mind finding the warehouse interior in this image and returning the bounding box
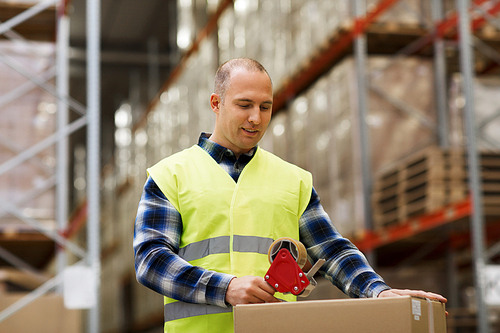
[1,0,500,332]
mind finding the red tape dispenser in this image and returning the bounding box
[265,238,325,297]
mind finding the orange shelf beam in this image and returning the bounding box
[353,199,472,252]
[62,200,87,240]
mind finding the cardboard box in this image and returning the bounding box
[0,293,81,333]
[234,296,446,333]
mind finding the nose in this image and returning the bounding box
[248,106,261,125]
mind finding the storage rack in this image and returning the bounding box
[0,1,101,333]
[2,1,499,333]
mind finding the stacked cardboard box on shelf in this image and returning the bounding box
[0,269,81,333]
[449,74,500,150]
[218,0,444,90]
[368,0,456,27]
[0,293,81,333]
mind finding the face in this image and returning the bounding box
[209,67,273,157]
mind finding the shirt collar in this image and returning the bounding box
[198,132,257,163]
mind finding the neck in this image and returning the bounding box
[207,134,253,159]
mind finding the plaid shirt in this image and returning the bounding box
[133,133,390,308]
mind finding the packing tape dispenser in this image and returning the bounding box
[264,237,325,297]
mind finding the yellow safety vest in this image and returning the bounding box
[148,145,313,333]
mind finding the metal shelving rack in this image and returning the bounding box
[10,0,494,331]
[0,1,101,333]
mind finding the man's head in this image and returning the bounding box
[214,58,272,104]
[209,58,273,157]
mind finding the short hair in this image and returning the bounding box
[214,58,272,103]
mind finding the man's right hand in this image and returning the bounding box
[225,276,281,306]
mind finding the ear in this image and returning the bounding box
[210,93,221,114]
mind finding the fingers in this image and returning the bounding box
[379,289,447,303]
[225,276,281,306]
[247,279,279,303]
[401,289,447,303]
[260,277,280,294]
[422,291,447,303]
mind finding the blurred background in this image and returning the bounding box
[1,0,500,332]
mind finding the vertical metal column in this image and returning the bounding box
[130,69,141,122]
[86,0,101,332]
[446,241,460,309]
[353,0,373,232]
[455,0,489,332]
[148,36,160,101]
[55,0,69,293]
[431,0,449,148]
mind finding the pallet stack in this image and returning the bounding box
[372,146,500,229]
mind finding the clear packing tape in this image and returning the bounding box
[412,297,441,332]
[427,298,435,333]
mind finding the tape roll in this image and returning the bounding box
[268,237,307,269]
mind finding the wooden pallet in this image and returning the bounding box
[372,147,500,229]
[373,148,464,192]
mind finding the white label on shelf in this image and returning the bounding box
[484,265,500,306]
[63,265,97,309]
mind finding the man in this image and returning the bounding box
[134,58,446,332]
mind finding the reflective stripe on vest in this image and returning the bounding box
[164,298,288,323]
[164,302,233,322]
[178,235,274,261]
[233,235,273,255]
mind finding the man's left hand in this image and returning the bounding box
[378,289,447,304]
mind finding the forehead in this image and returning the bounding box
[226,68,273,98]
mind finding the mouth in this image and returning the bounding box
[242,128,259,134]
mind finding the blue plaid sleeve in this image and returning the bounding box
[299,188,391,298]
[133,176,235,308]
